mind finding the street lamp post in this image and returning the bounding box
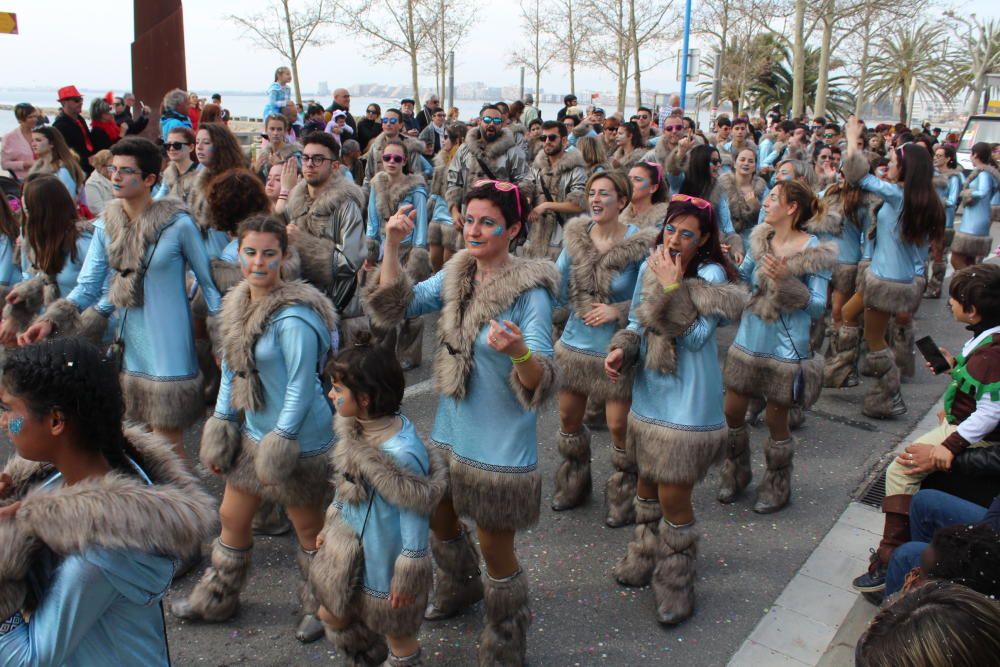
[679,0,692,110]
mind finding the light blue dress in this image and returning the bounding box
[213,304,334,456]
[960,170,998,238]
[55,166,78,202]
[0,235,20,291]
[0,469,174,667]
[856,174,926,283]
[818,186,870,265]
[366,183,429,251]
[334,417,430,598]
[262,82,292,119]
[935,171,963,231]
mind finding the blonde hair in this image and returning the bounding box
[585,170,632,211]
[89,149,113,170]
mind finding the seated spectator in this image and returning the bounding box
[84,149,114,216]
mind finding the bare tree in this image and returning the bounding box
[420,0,476,99]
[806,0,867,118]
[582,0,631,112]
[628,0,680,108]
[231,0,335,106]
[791,0,806,117]
[546,0,591,97]
[512,0,558,105]
[335,0,428,105]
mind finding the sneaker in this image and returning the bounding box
[852,550,887,592]
[890,391,907,417]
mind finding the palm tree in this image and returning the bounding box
[863,22,951,124]
[745,43,855,119]
[697,32,784,115]
[944,14,1000,115]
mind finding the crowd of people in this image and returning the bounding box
[0,75,998,667]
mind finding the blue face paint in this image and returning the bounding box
[238,254,250,269]
[492,224,505,237]
[8,416,23,435]
[335,398,345,407]
[266,258,280,271]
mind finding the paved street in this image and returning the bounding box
[0,272,980,666]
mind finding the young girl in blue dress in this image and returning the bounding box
[953,142,999,270]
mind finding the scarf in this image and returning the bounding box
[92,119,121,143]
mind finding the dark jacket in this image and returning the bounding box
[356,119,382,153]
[53,112,94,174]
[417,106,437,131]
[326,102,357,134]
[114,108,149,136]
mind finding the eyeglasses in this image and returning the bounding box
[302,154,333,166]
[164,142,189,151]
[480,116,503,125]
[472,179,522,221]
[664,124,683,132]
[541,133,561,143]
[106,166,141,176]
[381,117,399,125]
[671,193,712,209]
[381,153,406,164]
[366,109,378,115]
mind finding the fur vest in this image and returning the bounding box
[746,223,838,321]
[430,148,455,198]
[613,146,648,172]
[562,216,656,320]
[185,167,215,234]
[104,196,186,309]
[284,175,365,238]
[612,266,747,375]
[218,279,337,412]
[718,173,767,233]
[620,201,669,230]
[465,126,517,163]
[0,428,215,619]
[932,166,962,192]
[370,171,427,227]
[161,162,201,205]
[961,165,1000,205]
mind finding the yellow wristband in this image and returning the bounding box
[662,282,681,295]
[510,349,533,364]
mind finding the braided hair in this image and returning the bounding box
[2,337,143,476]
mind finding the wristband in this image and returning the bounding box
[662,282,681,295]
[510,349,533,364]
[279,189,290,196]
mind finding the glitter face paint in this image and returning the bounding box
[8,416,23,435]
[491,224,505,237]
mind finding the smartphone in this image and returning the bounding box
[916,336,951,374]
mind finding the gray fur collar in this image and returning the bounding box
[186,167,215,233]
[966,165,1000,189]
[718,173,766,232]
[369,133,425,159]
[933,167,961,189]
[531,146,585,174]
[654,138,678,162]
[615,146,647,165]
[103,196,186,309]
[285,176,365,236]
[331,415,447,514]
[748,223,838,277]
[563,216,655,318]
[261,141,302,161]
[620,201,669,229]
[219,279,337,412]
[0,428,215,585]
[465,126,516,160]
[370,172,427,226]
[162,162,201,203]
[431,149,454,196]
[434,250,559,399]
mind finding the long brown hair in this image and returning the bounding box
[825,180,865,229]
[655,197,740,282]
[897,144,944,244]
[197,122,247,176]
[0,193,17,245]
[773,180,822,231]
[21,174,81,276]
[31,126,86,189]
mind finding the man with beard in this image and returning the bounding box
[643,114,685,193]
[446,104,531,231]
[362,108,428,187]
[524,121,587,259]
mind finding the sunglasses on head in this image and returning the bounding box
[671,193,712,209]
[164,142,189,151]
[381,117,399,124]
[480,116,503,125]
[381,153,406,164]
[541,133,561,143]
[472,179,522,221]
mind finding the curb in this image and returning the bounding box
[727,401,943,666]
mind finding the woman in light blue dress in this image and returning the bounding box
[172,215,337,644]
[0,337,215,667]
[925,144,963,297]
[721,180,837,514]
[605,195,746,626]
[667,143,740,262]
[953,142,999,269]
[366,181,558,666]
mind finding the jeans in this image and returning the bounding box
[884,489,987,595]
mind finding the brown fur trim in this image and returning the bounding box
[77,307,110,345]
[562,216,656,319]
[433,251,559,400]
[293,234,338,292]
[39,297,81,336]
[530,144,586,175]
[620,201,670,229]
[103,197,186,308]
[449,457,541,532]
[856,260,871,292]
[2,277,46,330]
[805,207,843,236]
[465,126,516,161]
[951,231,993,259]
[609,329,641,372]
[284,176,365,236]
[255,431,300,486]
[199,415,242,474]
[830,263,858,294]
[718,173,766,233]
[747,224,837,321]
[370,172,427,227]
[218,280,337,412]
[613,147,648,172]
[862,272,922,313]
[360,580,430,639]
[161,161,202,204]
[431,149,453,197]
[555,341,632,402]
[404,245,434,283]
[210,258,244,295]
[508,351,559,410]
[224,433,332,506]
[663,145,687,175]
[310,510,362,619]
[362,269,414,332]
[628,414,726,485]
[186,168,213,232]
[121,371,205,430]
[841,151,870,184]
[332,416,448,514]
[0,520,34,619]
[724,346,824,408]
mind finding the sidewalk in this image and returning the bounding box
[727,402,943,666]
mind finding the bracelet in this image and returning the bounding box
[510,349,533,364]
[277,193,288,201]
[279,189,290,196]
[662,282,681,295]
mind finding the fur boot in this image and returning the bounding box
[652,520,698,626]
[891,321,915,379]
[613,496,662,586]
[788,406,806,431]
[171,539,252,622]
[551,428,592,511]
[325,622,389,667]
[923,261,946,299]
[385,648,425,666]
[478,570,532,667]
[752,438,795,514]
[296,547,325,643]
[717,424,752,504]
[824,325,861,388]
[860,341,876,377]
[252,499,292,536]
[425,525,484,621]
[863,348,906,419]
[583,396,608,431]
[605,445,637,528]
[745,396,766,426]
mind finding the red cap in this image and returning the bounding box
[57,85,82,101]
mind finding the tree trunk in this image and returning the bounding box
[813,11,833,118]
[282,0,303,106]
[567,3,576,96]
[898,82,909,124]
[629,0,641,109]
[905,77,916,126]
[536,71,541,104]
[968,71,985,116]
[854,16,873,117]
[791,0,806,118]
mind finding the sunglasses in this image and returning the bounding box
[480,117,503,125]
[381,153,406,164]
[164,142,189,151]
[366,109,378,114]
[637,114,650,119]
[381,117,399,124]
[818,154,833,161]
[664,124,683,132]
[709,158,721,166]
[671,193,712,209]
[472,179,522,221]
[541,133,561,143]
[823,133,835,138]
[62,97,83,103]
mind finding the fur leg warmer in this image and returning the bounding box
[478,570,531,667]
[752,438,795,514]
[891,320,915,379]
[652,521,698,626]
[251,499,292,537]
[788,405,806,431]
[325,622,389,667]
[923,262,946,299]
[613,496,662,587]
[863,348,905,419]
[551,428,592,512]
[824,325,861,388]
[295,547,325,643]
[425,525,484,621]
[605,445,637,528]
[717,424,752,504]
[170,539,252,622]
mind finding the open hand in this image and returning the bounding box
[487,319,526,357]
